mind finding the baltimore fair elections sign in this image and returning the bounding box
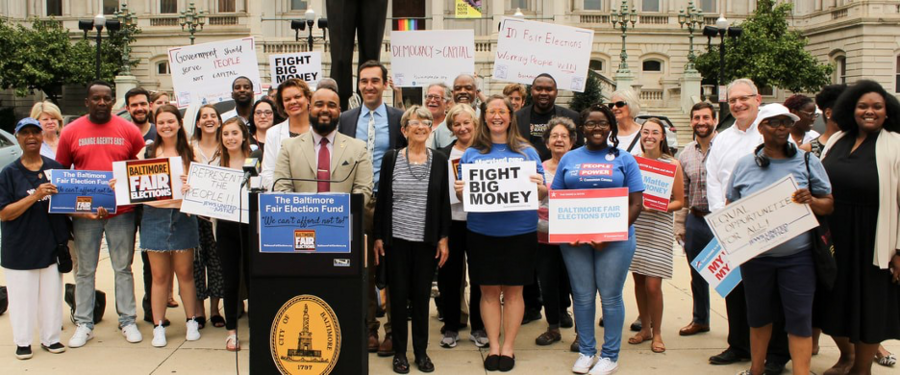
[112,157,184,205]
[47,170,116,214]
[390,30,475,87]
[268,52,323,88]
[258,193,351,254]
[168,37,262,107]
[494,17,594,92]
[548,188,629,243]
[462,161,538,212]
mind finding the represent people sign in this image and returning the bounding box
[493,17,594,92]
[47,170,116,214]
[390,30,475,87]
[258,193,351,254]
[112,157,185,205]
[691,238,742,298]
[180,163,249,223]
[268,52,322,88]
[636,156,677,212]
[705,175,819,266]
[168,37,262,107]
[548,188,629,243]
[461,161,538,212]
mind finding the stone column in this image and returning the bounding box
[681,70,702,113]
[113,75,139,110]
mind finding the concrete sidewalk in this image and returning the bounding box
[0,245,896,374]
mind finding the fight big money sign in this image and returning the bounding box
[112,157,184,205]
[494,17,594,92]
[168,37,262,107]
[268,52,322,88]
[462,161,538,212]
[705,175,819,266]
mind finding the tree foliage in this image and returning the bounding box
[695,0,832,93]
[569,71,605,113]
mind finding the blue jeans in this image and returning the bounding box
[684,213,712,325]
[561,235,636,361]
[73,212,137,329]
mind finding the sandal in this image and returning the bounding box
[651,338,666,353]
[167,297,179,308]
[225,334,240,351]
[875,352,896,367]
[627,333,652,345]
[210,315,226,328]
[194,316,206,329]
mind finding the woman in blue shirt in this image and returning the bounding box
[552,104,644,375]
[454,95,547,372]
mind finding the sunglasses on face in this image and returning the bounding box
[607,101,627,109]
[762,118,796,128]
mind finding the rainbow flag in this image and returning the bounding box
[396,18,419,31]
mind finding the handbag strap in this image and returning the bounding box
[626,132,641,152]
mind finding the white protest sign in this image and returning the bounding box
[390,30,475,87]
[549,188,629,243]
[268,52,322,88]
[462,161,538,212]
[112,157,184,205]
[180,164,249,223]
[494,17,594,92]
[168,37,262,108]
[705,175,819,266]
[636,156,678,212]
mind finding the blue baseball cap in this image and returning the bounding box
[14,117,42,134]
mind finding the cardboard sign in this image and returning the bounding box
[168,37,262,107]
[390,30,475,87]
[180,163,249,223]
[112,157,184,205]
[494,17,594,92]
[258,193,351,253]
[268,52,322,88]
[47,170,117,214]
[636,156,678,212]
[455,0,483,18]
[462,161,539,212]
[706,175,819,266]
[549,188,629,243]
[691,238,742,297]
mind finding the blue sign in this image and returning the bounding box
[258,193,351,253]
[47,170,117,214]
[690,238,742,298]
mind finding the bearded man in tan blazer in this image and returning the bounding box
[273,87,373,204]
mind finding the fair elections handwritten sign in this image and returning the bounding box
[494,17,594,92]
[548,188,629,243]
[636,157,677,212]
[705,175,819,266]
[268,52,322,88]
[168,37,262,107]
[390,30,475,87]
[691,238,741,297]
[462,161,538,212]
[180,164,249,223]
[113,157,184,205]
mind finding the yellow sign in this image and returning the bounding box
[271,295,342,375]
[455,0,482,18]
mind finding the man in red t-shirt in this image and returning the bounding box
[56,81,146,348]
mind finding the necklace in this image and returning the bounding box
[405,148,431,181]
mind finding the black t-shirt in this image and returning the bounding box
[143,123,157,144]
[526,108,555,160]
[0,157,70,270]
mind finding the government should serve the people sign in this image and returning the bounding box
[390,30,475,87]
[705,175,819,266]
[635,156,677,212]
[548,187,629,243]
[462,161,538,212]
[112,157,184,205]
[493,17,594,92]
[168,37,262,107]
[180,163,248,223]
[268,52,322,88]
[47,170,116,214]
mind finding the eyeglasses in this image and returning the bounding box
[583,121,611,130]
[254,110,274,117]
[727,94,756,105]
[799,110,820,119]
[762,118,796,128]
[405,120,432,128]
[606,101,627,109]
[487,110,510,116]
[425,94,445,102]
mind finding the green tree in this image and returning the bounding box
[695,0,832,93]
[569,71,605,113]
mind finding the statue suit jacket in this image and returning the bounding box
[272,130,373,205]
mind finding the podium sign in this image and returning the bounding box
[258,193,351,254]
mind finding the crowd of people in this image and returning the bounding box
[0,62,898,375]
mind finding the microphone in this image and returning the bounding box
[240,157,260,188]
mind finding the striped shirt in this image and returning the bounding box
[391,151,432,242]
[678,136,715,212]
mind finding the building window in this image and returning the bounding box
[510,0,529,10]
[584,0,603,10]
[47,0,62,16]
[291,0,308,10]
[590,59,604,72]
[218,0,236,13]
[835,56,846,84]
[157,61,171,75]
[701,0,716,12]
[642,0,660,12]
[642,60,662,72]
[160,0,177,14]
[103,0,118,14]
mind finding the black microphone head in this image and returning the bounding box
[242,157,260,176]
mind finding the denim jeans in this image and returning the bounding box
[684,213,713,325]
[561,235,636,361]
[73,212,137,329]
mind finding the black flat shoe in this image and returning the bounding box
[709,349,750,365]
[484,354,500,371]
[498,355,515,372]
[764,360,787,375]
[415,355,435,373]
[392,355,410,374]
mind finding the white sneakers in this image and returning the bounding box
[589,357,618,375]
[68,325,94,348]
[572,354,596,374]
[152,324,167,347]
[185,319,201,341]
[121,323,143,343]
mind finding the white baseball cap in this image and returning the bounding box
[752,103,801,128]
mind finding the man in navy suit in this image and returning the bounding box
[338,60,406,357]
